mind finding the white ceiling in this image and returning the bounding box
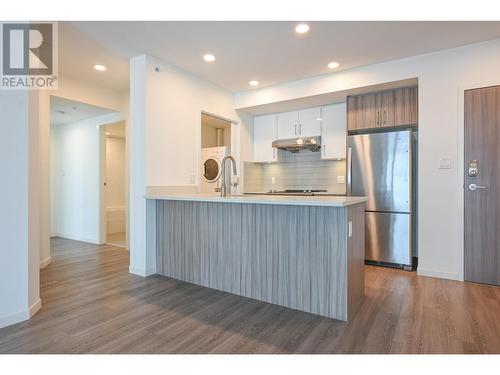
[63,21,500,92]
[51,96,116,126]
[59,23,130,91]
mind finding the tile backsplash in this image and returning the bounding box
[244,149,346,194]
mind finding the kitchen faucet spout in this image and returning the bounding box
[220,155,238,197]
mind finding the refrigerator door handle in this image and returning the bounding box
[347,146,352,196]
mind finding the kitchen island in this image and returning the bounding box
[146,193,367,321]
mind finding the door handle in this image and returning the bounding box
[346,147,352,196]
[469,183,487,191]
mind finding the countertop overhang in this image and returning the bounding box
[145,193,367,207]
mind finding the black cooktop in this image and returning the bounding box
[266,189,328,195]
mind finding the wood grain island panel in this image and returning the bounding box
[155,199,365,321]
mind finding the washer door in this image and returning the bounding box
[203,158,221,182]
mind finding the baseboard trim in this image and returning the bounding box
[129,265,156,277]
[40,256,52,269]
[29,298,42,317]
[417,268,458,281]
[55,233,100,244]
[0,298,41,329]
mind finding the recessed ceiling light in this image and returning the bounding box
[295,23,310,34]
[249,80,259,86]
[316,118,322,121]
[328,61,340,69]
[203,54,216,62]
[94,64,106,71]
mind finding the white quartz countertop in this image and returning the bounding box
[145,193,367,207]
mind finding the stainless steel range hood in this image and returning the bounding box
[272,136,321,153]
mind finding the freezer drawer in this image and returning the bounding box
[365,211,411,266]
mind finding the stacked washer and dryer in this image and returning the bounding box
[199,146,231,194]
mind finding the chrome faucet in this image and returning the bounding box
[220,155,238,197]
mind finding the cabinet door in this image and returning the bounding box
[298,107,321,137]
[380,90,395,127]
[321,103,347,160]
[394,87,418,126]
[347,96,358,131]
[358,93,380,129]
[277,111,299,139]
[253,114,278,162]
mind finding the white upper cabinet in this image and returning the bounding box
[321,103,347,160]
[252,105,341,163]
[277,107,322,139]
[277,111,299,139]
[253,114,278,162]
[298,107,322,137]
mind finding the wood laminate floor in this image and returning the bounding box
[1,237,500,354]
[106,232,126,248]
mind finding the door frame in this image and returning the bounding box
[457,80,500,282]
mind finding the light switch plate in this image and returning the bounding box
[348,221,352,237]
[271,176,276,185]
[337,175,345,184]
[438,158,452,169]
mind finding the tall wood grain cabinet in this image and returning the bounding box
[347,86,417,131]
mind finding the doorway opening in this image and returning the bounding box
[102,121,127,248]
[50,96,125,247]
[200,113,232,194]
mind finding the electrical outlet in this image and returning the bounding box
[271,176,276,185]
[189,174,196,184]
[337,175,345,184]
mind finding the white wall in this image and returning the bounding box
[129,54,253,276]
[0,90,41,328]
[51,112,121,244]
[235,38,500,281]
[144,56,246,187]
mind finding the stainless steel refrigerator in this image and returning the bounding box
[348,130,414,269]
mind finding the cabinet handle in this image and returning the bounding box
[323,144,326,157]
[376,111,380,125]
[299,123,302,134]
[273,148,276,159]
[294,124,297,135]
[383,110,387,124]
